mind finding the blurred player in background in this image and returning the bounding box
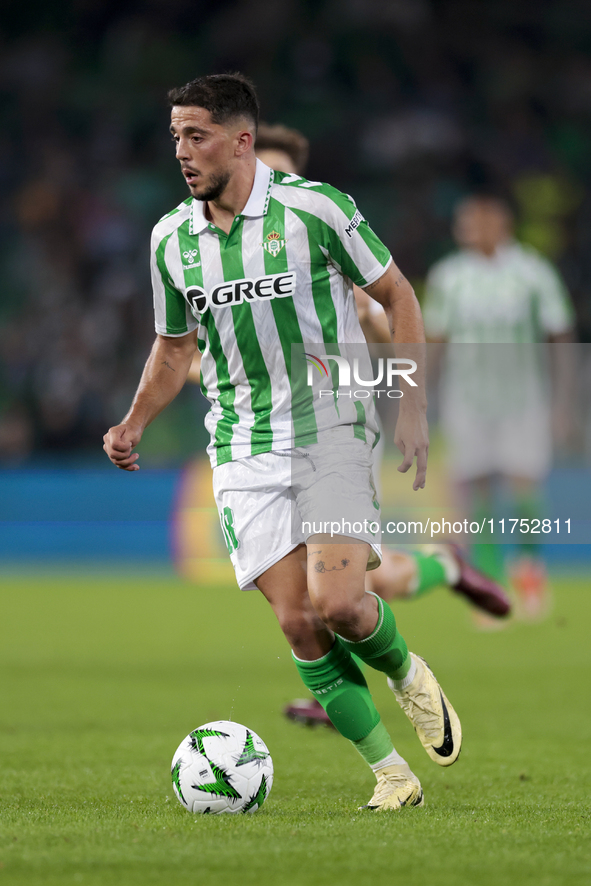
[183,124,510,725]
[423,195,575,619]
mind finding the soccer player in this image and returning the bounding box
[423,195,575,618]
[104,73,460,811]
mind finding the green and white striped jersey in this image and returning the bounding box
[151,160,391,466]
[423,242,574,343]
[423,242,574,416]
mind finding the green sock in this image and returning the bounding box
[338,594,410,681]
[292,639,382,742]
[410,552,447,597]
[352,721,397,766]
[515,492,544,557]
[352,653,365,671]
[471,497,506,583]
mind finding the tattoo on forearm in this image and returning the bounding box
[161,361,175,371]
[313,558,350,573]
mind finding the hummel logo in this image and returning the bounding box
[183,249,200,270]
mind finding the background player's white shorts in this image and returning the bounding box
[442,403,552,482]
[212,427,382,590]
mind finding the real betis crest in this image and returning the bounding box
[262,230,287,257]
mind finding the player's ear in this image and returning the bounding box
[235,128,254,157]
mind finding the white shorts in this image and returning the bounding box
[442,404,552,482]
[212,428,382,590]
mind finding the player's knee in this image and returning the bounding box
[313,595,361,635]
[274,607,319,648]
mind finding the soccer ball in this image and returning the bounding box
[171,720,274,814]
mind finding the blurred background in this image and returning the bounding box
[2,0,591,568]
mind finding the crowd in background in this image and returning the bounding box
[2,0,591,461]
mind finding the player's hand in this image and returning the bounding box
[103,423,143,471]
[393,409,429,490]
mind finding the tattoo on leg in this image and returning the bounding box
[308,550,322,558]
[161,361,175,371]
[314,558,350,573]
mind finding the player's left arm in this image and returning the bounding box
[354,284,391,344]
[363,263,428,490]
[317,188,427,486]
[186,350,203,386]
[533,255,578,444]
[364,262,424,343]
[546,322,577,447]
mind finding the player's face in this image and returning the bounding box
[453,201,512,255]
[170,106,245,202]
[255,148,297,175]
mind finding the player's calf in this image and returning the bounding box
[337,594,462,766]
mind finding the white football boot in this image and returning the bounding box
[388,652,462,766]
[360,763,424,811]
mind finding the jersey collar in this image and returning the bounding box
[189,159,273,235]
[242,159,274,218]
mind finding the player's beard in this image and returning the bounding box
[192,169,231,202]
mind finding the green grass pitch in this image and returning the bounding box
[1,569,590,886]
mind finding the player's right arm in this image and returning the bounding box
[103,330,198,471]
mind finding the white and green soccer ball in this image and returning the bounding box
[171,720,273,815]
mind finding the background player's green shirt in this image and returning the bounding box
[423,241,574,416]
[423,241,574,343]
[151,160,392,466]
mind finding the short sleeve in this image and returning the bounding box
[300,184,392,287]
[151,227,198,337]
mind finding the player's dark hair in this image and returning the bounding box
[255,123,310,175]
[168,73,259,131]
